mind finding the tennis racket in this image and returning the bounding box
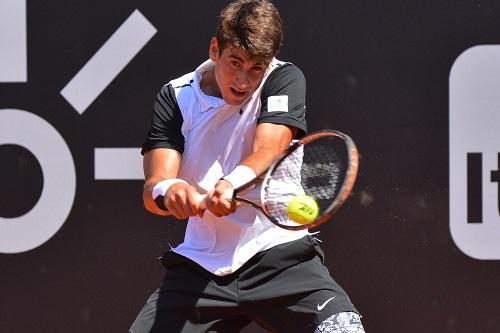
[206,130,359,230]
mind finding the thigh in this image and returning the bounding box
[129,264,247,333]
[243,256,360,332]
[129,290,251,333]
[249,289,355,332]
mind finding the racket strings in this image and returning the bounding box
[263,136,350,227]
[301,142,346,204]
[263,147,305,226]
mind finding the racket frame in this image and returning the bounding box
[254,130,359,230]
[163,130,359,231]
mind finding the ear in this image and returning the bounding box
[209,37,219,62]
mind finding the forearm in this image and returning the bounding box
[205,124,296,217]
[241,123,296,175]
[142,148,182,216]
[219,123,295,192]
[143,176,170,216]
[240,146,284,175]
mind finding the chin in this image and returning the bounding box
[225,99,241,106]
[227,93,250,106]
[223,95,243,106]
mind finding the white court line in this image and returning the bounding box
[0,0,27,82]
[94,148,143,180]
[61,10,157,114]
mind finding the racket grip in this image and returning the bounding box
[194,190,232,210]
[196,194,207,209]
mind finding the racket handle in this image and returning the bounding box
[196,194,207,209]
[194,189,232,210]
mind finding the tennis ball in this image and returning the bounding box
[287,195,319,224]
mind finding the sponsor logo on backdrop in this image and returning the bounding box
[0,4,155,253]
[449,45,500,259]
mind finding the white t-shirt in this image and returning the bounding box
[142,59,309,275]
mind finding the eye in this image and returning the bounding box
[230,60,241,68]
[251,66,264,73]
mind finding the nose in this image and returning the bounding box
[235,70,250,90]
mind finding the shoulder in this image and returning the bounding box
[268,61,305,80]
[170,71,196,90]
[262,61,306,96]
[257,60,308,136]
[162,71,199,115]
[155,71,195,103]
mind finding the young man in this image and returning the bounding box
[130,1,365,332]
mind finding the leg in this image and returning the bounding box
[314,312,365,333]
[237,236,362,332]
[129,260,250,333]
[130,289,251,333]
[246,288,361,332]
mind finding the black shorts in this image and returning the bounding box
[129,235,359,333]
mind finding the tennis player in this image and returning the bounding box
[130,1,365,332]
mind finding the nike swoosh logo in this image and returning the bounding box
[317,296,336,311]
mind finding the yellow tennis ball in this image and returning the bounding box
[287,195,319,224]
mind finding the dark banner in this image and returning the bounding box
[1,1,499,332]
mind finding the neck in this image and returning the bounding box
[200,69,222,98]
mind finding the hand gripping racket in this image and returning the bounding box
[214,130,359,230]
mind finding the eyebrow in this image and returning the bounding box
[229,54,245,62]
[228,52,266,67]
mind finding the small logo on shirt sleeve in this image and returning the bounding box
[267,95,288,112]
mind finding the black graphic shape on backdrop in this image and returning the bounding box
[492,153,500,217]
[467,153,482,223]
[0,144,43,218]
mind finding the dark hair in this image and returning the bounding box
[216,0,283,61]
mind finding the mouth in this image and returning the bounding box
[230,87,248,97]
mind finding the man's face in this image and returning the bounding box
[210,38,270,106]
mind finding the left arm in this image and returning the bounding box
[205,123,297,216]
[206,63,307,216]
[244,122,297,174]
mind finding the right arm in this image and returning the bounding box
[143,148,205,219]
[142,84,203,219]
[142,148,180,216]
